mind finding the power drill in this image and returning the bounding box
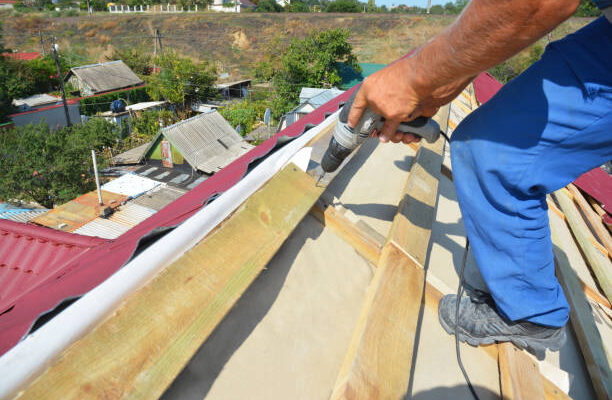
[317,87,442,185]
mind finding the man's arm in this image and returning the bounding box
[349,0,580,143]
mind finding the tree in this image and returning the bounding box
[575,0,601,16]
[269,28,360,118]
[219,99,268,134]
[289,0,309,11]
[146,51,217,109]
[325,0,360,12]
[0,119,117,208]
[107,48,152,76]
[257,0,283,12]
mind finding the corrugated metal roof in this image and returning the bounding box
[73,203,156,239]
[30,191,127,232]
[0,219,105,323]
[101,173,161,198]
[131,185,187,211]
[125,101,166,112]
[113,142,151,165]
[299,88,329,104]
[307,89,345,108]
[66,60,143,94]
[0,209,48,223]
[161,111,254,174]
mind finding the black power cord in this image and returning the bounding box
[455,238,481,400]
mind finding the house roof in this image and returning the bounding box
[72,203,157,240]
[113,142,151,165]
[12,94,60,109]
[125,100,167,112]
[65,60,143,94]
[1,52,39,61]
[0,220,105,334]
[0,70,503,357]
[299,88,345,108]
[158,111,254,174]
[30,190,127,232]
[131,185,187,211]
[101,173,161,198]
[0,207,48,223]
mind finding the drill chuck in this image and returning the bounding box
[320,136,353,173]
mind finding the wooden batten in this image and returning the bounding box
[549,208,612,400]
[567,184,612,258]
[554,190,612,304]
[330,137,445,399]
[498,342,546,400]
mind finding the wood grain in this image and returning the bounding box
[554,190,612,305]
[568,184,612,259]
[330,138,445,400]
[498,342,546,400]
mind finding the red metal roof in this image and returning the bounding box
[1,52,40,61]
[0,71,504,356]
[473,71,503,105]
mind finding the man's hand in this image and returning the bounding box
[347,0,579,145]
[348,57,472,143]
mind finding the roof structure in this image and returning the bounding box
[72,203,157,240]
[298,88,345,109]
[0,220,105,328]
[30,190,127,232]
[5,77,609,400]
[155,111,254,174]
[12,94,60,110]
[101,173,161,198]
[0,204,48,223]
[131,185,187,211]
[113,142,151,165]
[1,52,40,61]
[64,60,143,95]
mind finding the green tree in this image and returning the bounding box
[257,0,283,12]
[146,51,217,109]
[289,0,309,11]
[325,0,360,12]
[269,28,360,118]
[107,48,152,76]
[575,0,601,16]
[0,119,117,208]
[219,100,268,134]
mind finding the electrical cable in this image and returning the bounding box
[455,237,480,400]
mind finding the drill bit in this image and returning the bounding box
[315,172,325,187]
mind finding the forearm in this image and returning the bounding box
[409,0,579,94]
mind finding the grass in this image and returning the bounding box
[1,12,593,82]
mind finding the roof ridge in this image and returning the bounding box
[0,220,106,248]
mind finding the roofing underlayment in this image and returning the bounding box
[0,69,610,400]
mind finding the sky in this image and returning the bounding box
[375,0,449,8]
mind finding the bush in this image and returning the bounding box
[325,0,360,12]
[218,100,269,134]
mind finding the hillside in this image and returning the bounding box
[2,12,592,81]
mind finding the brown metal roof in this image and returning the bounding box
[30,190,127,232]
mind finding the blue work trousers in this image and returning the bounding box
[451,17,612,327]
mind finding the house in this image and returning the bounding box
[209,0,255,12]
[9,98,81,130]
[0,0,15,9]
[1,52,41,61]
[98,100,168,133]
[215,79,252,100]
[12,94,61,113]
[277,87,344,131]
[64,60,143,97]
[142,110,254,175]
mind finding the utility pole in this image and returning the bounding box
[87,0,91,16]
[153,29,162,74]
[156,29,163,53]
[39,31,45,56]
[51,37,71,127]
[426,0,431,14]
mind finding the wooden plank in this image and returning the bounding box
[568,184,612,258]
[330,138,445,400]
[15,164,323,400]
[310,201,383,265]
[498,342,546,400]
[549,209,612,400]
[554,190,612,304]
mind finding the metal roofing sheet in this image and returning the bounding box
[101,174,161,198]
[307,89,345,108]
[0,220,105,325]
[113,142,151,165]
[30,191,127,232]
[73,203,156,239]
[68,60,143,94]
[299,88,329,104]
[131,185,187,211]
[0,68,504,357]
[12,94,61,109]
[162,111,254,174]
[0,209,48,223]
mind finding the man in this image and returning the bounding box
[349,0,611,353]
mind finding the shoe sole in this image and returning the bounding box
[438,312,565,356]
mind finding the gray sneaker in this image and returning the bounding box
[438,294,566,356]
